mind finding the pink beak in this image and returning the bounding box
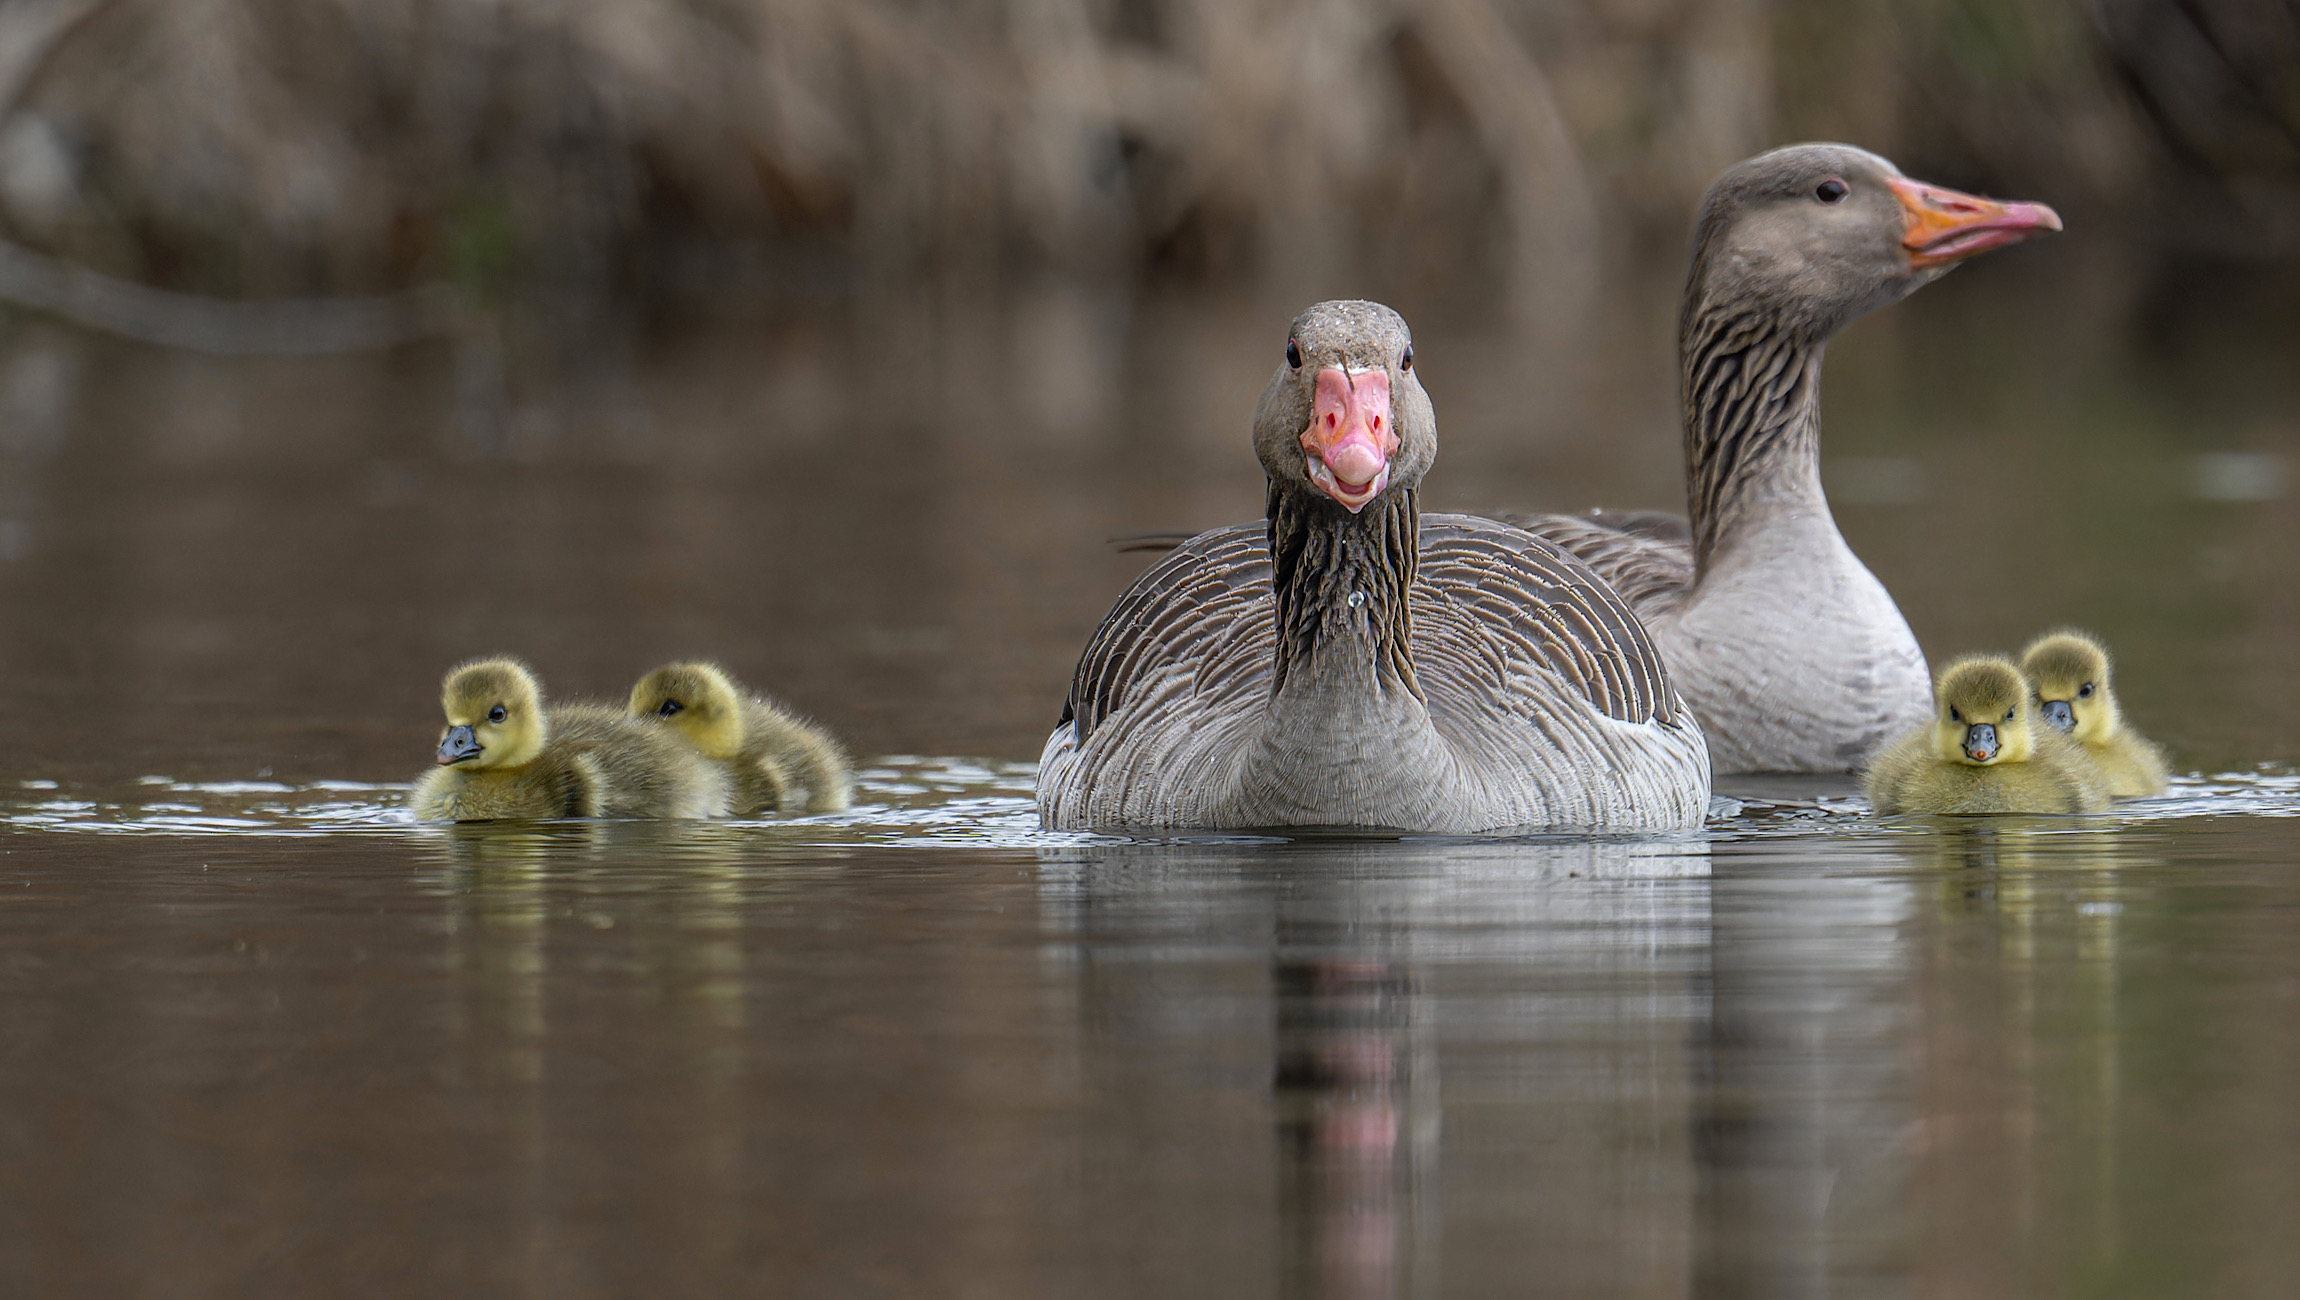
[1300,366,1398,513]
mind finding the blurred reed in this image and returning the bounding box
[0,0,2290,351]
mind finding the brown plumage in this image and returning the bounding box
[1498,144,2062,774]
[410,658,731,822]
[628,662,853,814]
[1038,300,1710,834]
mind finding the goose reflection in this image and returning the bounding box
[1039,833,1708,1296]
[1274,954,1436,1300]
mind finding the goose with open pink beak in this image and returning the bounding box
[1301,366,1399,512]
[1036,298,1713,835]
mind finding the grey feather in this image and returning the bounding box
[1040,515,1709,834]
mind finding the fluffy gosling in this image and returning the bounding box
[1863,655,2112,815]
[2020,630,2170,798]
[411,658,731,822]
[628,662,854,815]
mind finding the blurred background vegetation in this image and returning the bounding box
[0,0,2296,773]
[0,0,2294,330]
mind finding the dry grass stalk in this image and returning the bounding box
[0,0,2279,353]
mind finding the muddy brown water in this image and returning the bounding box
[2,264,2298,1295]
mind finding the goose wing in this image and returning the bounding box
[1412,513,1683,729]
[1058,523,1274,751]
[1058,515,1684,745]
[1491,509,1694,620]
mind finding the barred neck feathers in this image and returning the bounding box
[1268,482,1420,700]
[1671,142,2062,575]
[1679,298,1828,571]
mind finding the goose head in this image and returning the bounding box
[436,657,546,770]
[1689,143,2062,340]
[2021,631,2123,744]
[1253,300,1435,514]
[629,661,746,759]
[1927,655,2038,767]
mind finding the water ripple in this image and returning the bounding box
[2,760,2295,848]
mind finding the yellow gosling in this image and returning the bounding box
[1863,655,2112,815]
[2021,630,2170,798]
[629,662,854,815]
[411,658,731,822]
[626,661,790,816]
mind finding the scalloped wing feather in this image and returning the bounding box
[1492,510,1696,620]
[1040,514,1707,831]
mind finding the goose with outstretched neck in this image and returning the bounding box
[1500,144,2062,774]
[1039,301,1710,834]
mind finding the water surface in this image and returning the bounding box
[6,767,2300,1296]
[2,269,2298,1294]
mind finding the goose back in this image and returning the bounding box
[548,704,732,819]
[739,696,854,813]
[1497,510,1695,618]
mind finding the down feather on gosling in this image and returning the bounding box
[1863,655,2112,815]
[411,658,732,822]
[628,661,854,815]
[2020,630,2169,798]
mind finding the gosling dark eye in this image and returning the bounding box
[657,699,685,718]
[1285,338,1302,370]
[1949,706,1962,723]
[2004,708,2016,722]
[487,705,507,723]
[1816,178,1849,203]
[1401,343,1414,372]
[2078,683,2094,698]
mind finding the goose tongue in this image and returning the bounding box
[1892,176,2063,269]
[1301,366,1398,513]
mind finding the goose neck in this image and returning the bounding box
[1267,483,1421,701]
[1679,301,1831,573]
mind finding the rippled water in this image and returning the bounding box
[8,767,2300,1295]
[7,759,2300,842]
[4,266,2299,1293]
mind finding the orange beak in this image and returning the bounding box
[1889,176,2062,270]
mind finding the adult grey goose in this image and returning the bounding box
[1499,144,2061,774]
[1038,301,1710,834]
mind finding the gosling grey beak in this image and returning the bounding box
[2040,700,2074,732]
[1962,723,2000,763]
[437,725,483,765]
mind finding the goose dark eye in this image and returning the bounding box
[657,699,685,717]
[1816,178,1849,203]
[1949,706,1962,723]
[487,705,507,723]
[2004,708,2016,722]
[1401,344,1414,372]
[1285,339,1302,370]
[2078,683,2094,698]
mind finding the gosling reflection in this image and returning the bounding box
[1274,957,1436,1300]
[437,822,575,1086]
[1696,844,1921,1298]
[434,821,557,1291]
[1904,823,2133,1293]
[426,819,759,1286]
